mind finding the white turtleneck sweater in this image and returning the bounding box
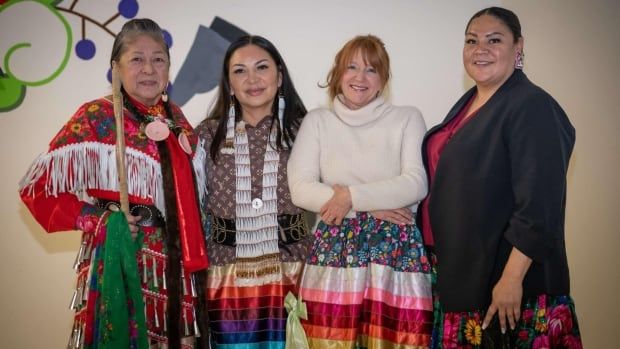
[288,96,428,217]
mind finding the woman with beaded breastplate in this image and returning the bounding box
[193,35,310,348]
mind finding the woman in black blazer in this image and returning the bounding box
[418,7,583,348]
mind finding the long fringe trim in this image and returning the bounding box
[192,138,208,206]
[19,142,166,217]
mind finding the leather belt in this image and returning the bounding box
[96,199,165,227]
[211,214,308,246]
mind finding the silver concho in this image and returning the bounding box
[251,198,264,210]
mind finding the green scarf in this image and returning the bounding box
[96,211,148,349]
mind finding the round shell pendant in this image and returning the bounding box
[178,132,192,154]
[144,120,170,141]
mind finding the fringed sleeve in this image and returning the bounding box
[18,99,166,232]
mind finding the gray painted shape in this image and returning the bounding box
[172,26,230,106]
[210,16,247,43]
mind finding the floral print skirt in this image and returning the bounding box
[299,212,433,348]
[431,272,582,348]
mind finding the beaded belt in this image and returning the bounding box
[211,213,308,246]
[96,199,165,227]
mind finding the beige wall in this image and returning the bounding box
[1,0,617,347]
[502,1,620,347]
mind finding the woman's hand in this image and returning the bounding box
[482,247,532,333]
[125,213,142,239]
[370,207,413,225]
[483,273,523,334]
[320,184,352,225]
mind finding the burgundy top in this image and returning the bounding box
[421,95,477,246]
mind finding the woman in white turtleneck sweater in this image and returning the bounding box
[288,35,433,349]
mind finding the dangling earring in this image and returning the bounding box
[515,51,524,70]
[161,82,169,102]
[277,89,287,148]
[221,94,236,154]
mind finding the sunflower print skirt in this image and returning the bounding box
[299,212,433,349]
[432,290,582,348]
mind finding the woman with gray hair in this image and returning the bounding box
[19,18,208,348]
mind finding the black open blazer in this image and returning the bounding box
[419,70,575,312]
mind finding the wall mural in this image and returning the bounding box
[0,0,247,112]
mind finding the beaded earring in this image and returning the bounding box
[277,90,287,148]
[161,82,169,102]
[515,51,524,70]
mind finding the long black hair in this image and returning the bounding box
[205,35,307,161]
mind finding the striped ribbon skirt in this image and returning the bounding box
[206,257,306,348]
[299,212,433,349]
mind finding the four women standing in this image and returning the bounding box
[20,6,581,349]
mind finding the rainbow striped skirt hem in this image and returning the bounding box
[300,213,433,348]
